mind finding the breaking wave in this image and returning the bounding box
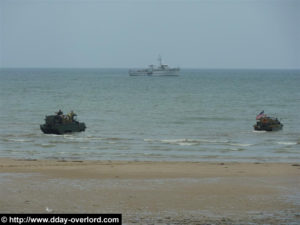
[144,138,230,146]
[277,142,297,146]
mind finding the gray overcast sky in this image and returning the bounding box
[0,0,299,68]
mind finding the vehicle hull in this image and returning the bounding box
[129,69,180,76]
[40,122,86,135]
[40,115,86,135]
[253,123,283,131]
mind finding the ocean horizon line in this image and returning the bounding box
[1,67,300,71]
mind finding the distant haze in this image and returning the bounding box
[0,0,299,69]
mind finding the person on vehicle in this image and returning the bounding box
[56,109,63,116]
[67,110,77,121]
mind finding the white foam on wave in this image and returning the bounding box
[63,136,91,142]
[8,138,32,142]
[49,134,62,137]
[199,139,229,144]
[66,136,125,141]
[145,138,229,146]
[160,139,203,146]
[229,143,253,147]
[178,142,198,146]
[63,136,81,140]
[63,135,109,142]
[252,130,267,133]
[63,134,73,138]
[277,142,297,146]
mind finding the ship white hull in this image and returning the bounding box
[129,56,180,76]
[129,68,180,76]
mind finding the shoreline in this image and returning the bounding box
[1,157,299,179]
[1,158,300,224]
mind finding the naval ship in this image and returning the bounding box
[129,56,180,76]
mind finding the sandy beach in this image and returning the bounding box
[0,158,299,224]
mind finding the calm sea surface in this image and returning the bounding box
[0,68,299,162]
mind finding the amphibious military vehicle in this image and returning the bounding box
[254,116,283,131]
[40,110,86,134]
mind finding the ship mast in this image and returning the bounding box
[158,55,162,66]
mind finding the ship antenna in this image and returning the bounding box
[158,55,162,66]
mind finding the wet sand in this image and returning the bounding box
[0,158,299,224]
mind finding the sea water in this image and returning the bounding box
[0,68,299,162]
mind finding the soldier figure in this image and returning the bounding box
[67,110,77,122]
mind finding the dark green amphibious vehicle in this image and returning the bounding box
[254,111,283,132]
[254,117,283,131]
[40,110,86,135]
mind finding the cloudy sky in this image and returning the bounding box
[0,0,299,68]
